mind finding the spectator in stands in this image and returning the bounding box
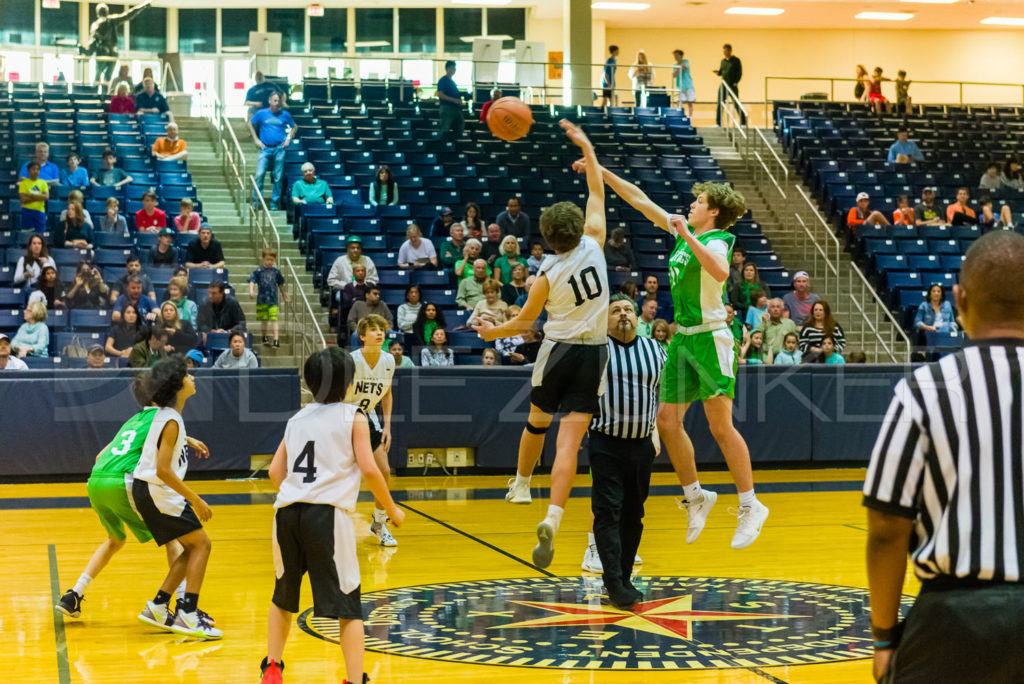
[90,148,133,189]
[291,162,333,207]
[85,344,107,369]
[651,318,671,350]
[28,265,65,310]
[412,302,447,350]
[714,43,744,126]
[132,67,157,96]
[914,187,943,226]
[456,259,490,309]
[515,276,537,308]
[0,333,28,370]
[868,67,890,114]
[463,202,485,238]
[946,187,977,226]
[494,305,525,361]
[185,225,225,269]
[740,328,773,365]
[672,49,695,117]
[783,271,819,326]
[129,326,168,368]
[112,274,158,323]
[166,276,198,327]
[479,87,502,123]
[481,348,498,366]
[637,274,672,321]
[248,248,287,347]
[336,263,368,332]
[159,301,198,353]
[152,122,187,161]
[895,70,912,114]
[756,297,798,354]
[397,285,421,333]
[494,237,527,285]
[135,190,166,233]
[18,161,49,234]
[10,301,49,358]
[108,81,135,114]
[244,71,285,121]
[799,300,845,356]
[397,224,438,269]
[97,197,127,233]
[184,349,204,368]
[637,299,657,338]
[892,194,915,226]
[914,284,956,335]
[135,78,171,119]
[110,257,155,304]
[436,60,466,142]
[197,281,246,345]
[60,153,89,192]
[430,207,458,240]
[454,239,489,280]
[347,285,393,341]
[509,327,543,365]
[14,235,55,288]
[820,334,845,365]
[60,189,93,226]
[729,262,771,311]
[854,64,870,101]
[150,227,177,268]
[249,92,297,209]
[214,330,259,369]
[61,200,93,249]
[389,339,415,368]
[725,303,743,345]
[65,262,108,309]
[501,262,529,305]
[421,328,454,366]
[105,303,144,360]
[368,164,398,207]
[480,223,504,266]
[979,163,1003,192]
[599,45,619,108]
[847,192,891,232]
[605,228,636,271]
[1001,157,1024,192]
[774,332,802,365]
[327,235,379,288]
[468,279,509,327]
[439,222,466,270]
[496,197,531,242]
[727,247,746,289]
[174,198,201,233]
[979,196,1016,232]
[19,142,59,181]
[744,290,768,329]
[628,50,654,106]
[886,128,923,164]
[527,241,545,275]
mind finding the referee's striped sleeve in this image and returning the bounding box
[863,378,929,519]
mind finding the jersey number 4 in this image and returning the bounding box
[568,266,603,307]
[293,440,318,483]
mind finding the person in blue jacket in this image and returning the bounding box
[914,284,956,334]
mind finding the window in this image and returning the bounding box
[398,8,435,54]
[129,6,166,53]
[355,8,393,53]
[89,4,126,52]
[310,8,347,53]
[487,8,526,50]
[40,2,78,47]
[0,0,34,46]
[267,9,305,53]
[178,9,216,54]
[222,9,258,50]
[444,8,481,54]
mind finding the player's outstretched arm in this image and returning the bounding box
[574,159,670,233]
[668,215,729,283]
[472,275,550,341]
[559,120,606,248]
[353,413,404,527]
[268,438,287,490]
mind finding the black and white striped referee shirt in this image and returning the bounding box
[590,335,667,440]
[864,340,1024,582]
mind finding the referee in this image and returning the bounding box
[864,230,1024,683]
[590,294,666,610]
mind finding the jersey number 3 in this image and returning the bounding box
[110,430,137,456]
[293,440,318,483]
[568,266,603,307]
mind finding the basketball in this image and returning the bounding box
[486,96,534,141]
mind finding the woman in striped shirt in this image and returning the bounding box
[797,300,845,355]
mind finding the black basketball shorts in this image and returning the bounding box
[530,339,609,416]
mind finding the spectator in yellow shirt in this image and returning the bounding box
[152,122,187,161]
[18,161,49,233]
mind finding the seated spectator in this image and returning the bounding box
[509,327,543,365]
[336,263,369,333]
[774,332,802,365]
[501,262,529,305]
[480,223,504,266]
[481,347,499,366]
[439,222,466,270]
[108,81,135,114]
[132,68,157,95]
[152,122,187,162]
[637,299,657,337]
[60,153,89,192]
[346,285,393,343]
[494,236,528,284]
[468,279,509,327]
[946,187,977,226]
[456,259,490,309]
[85,344,107,369]
[494,305,525,361]
[105,302,145,360]
[637,274,673,321]
[846,350,866,363]
[782,271,820,326]
[196,281,246,345]
[185,349,204,368]
[18,161,49,234]
[90,148,133,188]
[174,198,201,233]
[847,192,891,232]
[756,297,798,354]
[327,236,379,288]
[463,202,485,239]
[185,225,225,269]
[388,339,415,368]
[740,328,773,365]
[110,66,133,92]
[798,300,846,356]
[135,190,166,233]
[430,206,454,238]
[914,187,943,226]
[0,333,28,370]
[112,274,158,323]
[744,290,768,329]
[820,334,845,365]
[886,127,923,164]
[1001,157,1024,192]
[479,87,502,123]
[60,189,93,225]
[420,328,454,367]
[412,302,447,350]
[135,78,171,119]
[726,303,744,345]
[19,142,60,182]
[129,326,169,368]
[14,235,55,288]
[979,162,1003,192]
[527,241,545,275]
[368,164,398,206]
[651,318,671,351]
[150,227,178,267]
[620,279,638,301]
[28,265,66,310]
[110,256,156,304]
[396,285,421,334]
[914,284,955,334]
[496,197,531,241]
[604,228,636,271]
[98,197,128,233]
[159,301,199,353]
[397,224,438,269]
[892,194,915,226]
[248,247,287,347]
[291,162,333,207]
[11,301,50,357]
[730,263,771,311]
[61,201,93,249]
[166,276,199,327]
[65,262,108,309]
[454,239,490,281]
[978,195,1015,232]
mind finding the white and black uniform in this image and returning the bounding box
[130,407,201,546]
[272,402,364,620]
[344,349,395,451]
[532,234,610,415]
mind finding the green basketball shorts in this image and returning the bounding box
[87,474,153,543]
[660,328,737,405]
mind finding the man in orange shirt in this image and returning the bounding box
[945,187,976,226]
[152,122,187,162]
[847,192,890,233]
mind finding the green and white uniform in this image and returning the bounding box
[87,407,160,543]
[661,225,737,404]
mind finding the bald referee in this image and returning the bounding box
[865,230,1024,683]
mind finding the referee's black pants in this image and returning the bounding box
[589,432,655,592]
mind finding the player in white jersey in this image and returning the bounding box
[474,119,608,568]
[128,356,221,640]
[259,347,404,684]
[343,314,398,546]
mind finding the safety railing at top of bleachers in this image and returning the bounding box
[283,256,326,383]
[764,75,1024,111]
[719,80,789,189]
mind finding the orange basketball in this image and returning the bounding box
[486,96,534,141]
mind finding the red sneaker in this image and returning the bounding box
[260,658,283,684]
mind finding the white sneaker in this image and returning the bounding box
[730,501,770,549]
[370,519,398,547]
[506,477,532,504]
[634,553,643,565]
[138,600,174,632]
[167,610,223,640]
[582,544,603,573]
[679,489,718,544]
[533,519,556,568]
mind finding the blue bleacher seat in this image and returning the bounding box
[0,309,22,330]
[70,309,112,332]
[0,288,27,307]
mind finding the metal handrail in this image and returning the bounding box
[248,174,281,258]
[764,75,1024,112]
[284,256,326,363]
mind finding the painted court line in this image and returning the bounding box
[47,544,71,684]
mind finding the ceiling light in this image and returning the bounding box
[460,34,513,42]
[353,41,391,48]
[725,7,784,15]
[452,0,511,5]
[981,16,1024,25]
[855,11,915,20]
[592,2,651,10]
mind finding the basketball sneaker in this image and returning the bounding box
[370,519,398,547]
[342,675,369,684]
[679,489,718,543]
[168,602,217,627]
[634,553,643,564]
[581,544,603,573]
[168,609,222,640]
[260,657,284,684]
[56,589,83,618]
[730,501,770,550]
[533,519,556,568]
[505,477,532,504]
[138,600,174,631]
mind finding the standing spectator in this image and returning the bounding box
[914,187,943,226]
[527,241,545,275]
[368,164,399,206]
[61,200,93,249]
[636,299,657,338]
[1001,157,1024,192]
[11,301,49,357]
[436,61,466,142]
[150,227,177,268]
[244,71,285,121]
[111,274,158,323]
[420,329,454,367]
[327,236,379,288]
[494,236,528,284]
[598,45,619,108]
[135,190,166,233]
[728,246,746,289]
[13,236,51,290]
[628,50,653,106]
[248,248,287,347]
[346,285,393,342]
[82,1,151,83]
[108,81,135,114]
[456,259,490,309]
[463,202,485,239]
[895,70,912,114]
[110,256,155,304]
[847,192,891,232]
[496,197,531,242]
[185,225,225,269]
[389,339,415,368]
[65,262,108,309]
[773,332,802,365]
[158,301,198,353]
[248,92,297,209]
[166,276,198,327]
[479,87,502,123]
[798,300,846,356]
[887,128,923,164]
[174,198,201,233]
[868,67,890,114]
[430,207,455,238]
[729,262,771,311]
[672,49,695,118]
[28,265,66,310]
[19,142,60,181]
[412,302,447,351]
[97,197,127,233]
[913,284,955,334]
[90,148,133,189]
[946,187,977,226]
[439,222,466,269]
[714,43,744,126]
[468,279,509,327]
[397,224,437,270]
[396,285,421,334]
[291,162,333,207]
[756,298,798,354]
[151,122,187,161]
[854,64,870,102]
[196,281,246,346]
[782,271,820,326]
[105,303,144,360]
[128,326,167,368]
[213,330,259,369]
[454,239,489,281]
[480,223,504,266]
[604,228,636,271]
[501,262,529,305]
[134,78,170,119]
[60,153,89,192]
[0,334,28,370]
[892,194,915,226]
[18,161,49,234]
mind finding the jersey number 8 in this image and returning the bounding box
[567,266,603,307]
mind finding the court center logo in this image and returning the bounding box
[299,576,911,670]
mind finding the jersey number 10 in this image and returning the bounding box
[567,266,603,307]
